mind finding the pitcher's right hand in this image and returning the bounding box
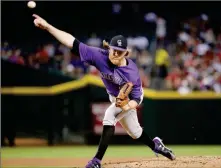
[33,14,50,30]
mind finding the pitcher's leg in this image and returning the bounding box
[119,109,175,160]
[119,109,155,149]
[103,103,122,126]
[95,103,122,159]
[86,103,121,168]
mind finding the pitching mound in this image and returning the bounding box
[103,156,221,168]
[2,156,221,168]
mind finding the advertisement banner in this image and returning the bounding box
[91,102,143,135]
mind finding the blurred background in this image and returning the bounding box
[1,1,221,147]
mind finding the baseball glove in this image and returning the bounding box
[116,82,133,108]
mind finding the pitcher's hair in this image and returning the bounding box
[103,40,110,50]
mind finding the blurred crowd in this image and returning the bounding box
[168,14,221,94]
[1,14,221,93]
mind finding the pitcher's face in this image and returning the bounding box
[109,48,127,66]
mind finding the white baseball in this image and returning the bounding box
[27,1,36,8]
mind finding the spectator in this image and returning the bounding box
[156,17,166,46]
[1,48,8,60]
[127,46,138,63]
[45,44,56,69]
[166,65,182,90]
[8,49,25,65]
[35,45,50,70]
[137,49,152,72]
[139,68,149,88]
[86,33,102,47]
[150,45,170,90]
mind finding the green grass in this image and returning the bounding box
[2,145,221,158]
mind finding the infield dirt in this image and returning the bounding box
[2,156,221,168]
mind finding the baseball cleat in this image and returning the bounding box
[85,157,101,168]
[153,137,176,160]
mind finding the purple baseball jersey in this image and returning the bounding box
[79,42,143,101]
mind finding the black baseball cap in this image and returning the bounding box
[109,35,127,51]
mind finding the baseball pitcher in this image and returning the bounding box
[32,14,175,168]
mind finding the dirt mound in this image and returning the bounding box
[103,156,221,168]
[2,156,221,168]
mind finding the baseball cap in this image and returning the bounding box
[109,35,127,51]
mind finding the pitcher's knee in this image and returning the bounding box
[103,119,117,126]
[128,126,143,139]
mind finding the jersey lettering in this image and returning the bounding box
[100,72,123,85]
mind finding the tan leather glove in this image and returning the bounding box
[116,82,133,108]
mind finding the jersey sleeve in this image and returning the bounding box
[78,42,101,65]
[129,81,143,105]
[127,71,143,105]
[71,39,108,67]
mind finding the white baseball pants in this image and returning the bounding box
[102,95,143,139]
